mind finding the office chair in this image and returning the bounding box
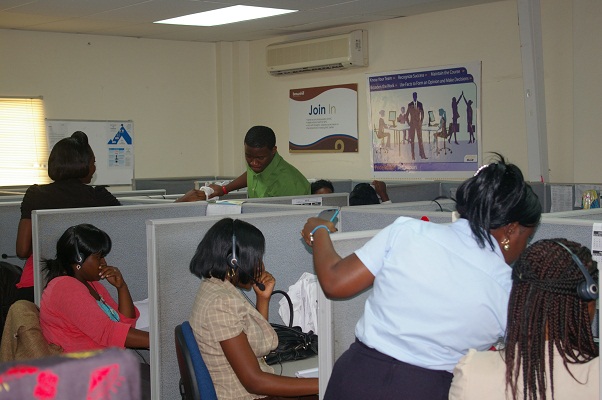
[174,321,217,400]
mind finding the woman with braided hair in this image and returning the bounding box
[450,239,599,399]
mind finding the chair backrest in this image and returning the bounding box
[174,321,217,400]
[0,300,62,362]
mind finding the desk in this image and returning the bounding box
[385,123,409,153]
[276,355,319,378]
[422,124,439,144]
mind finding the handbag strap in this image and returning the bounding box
[271,289,293,327]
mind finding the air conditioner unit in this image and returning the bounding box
[266,30,368,76]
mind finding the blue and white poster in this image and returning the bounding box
[289,84,358,153]
[46,119,134,185]
[367,62,481,179]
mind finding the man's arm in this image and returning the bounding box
[208,172,247,198]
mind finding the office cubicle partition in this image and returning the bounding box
[339,208,453,233]
[146,210,329,400]
[0,195,25,203]
[32,201,344,306]
[544,208,602,221]
[317,230,376,398]
[32,202,210,304]
[351,180,441,204]
[241,192,349,207]
[132,176,218,194]
[362,198,456,212]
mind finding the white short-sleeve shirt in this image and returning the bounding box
[355,217,511,372]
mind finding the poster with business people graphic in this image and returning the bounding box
[289,84,358,153]
[367,62,482,179]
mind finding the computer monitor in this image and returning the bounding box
[428,110,436,126]
[388,111,396,126]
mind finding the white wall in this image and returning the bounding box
[1,0,599,184]
[0,30,218,180]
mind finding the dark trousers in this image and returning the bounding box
[409,127,426,159]
[324,339,452,400]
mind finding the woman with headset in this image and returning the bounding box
[39,224,149,351]
[301,154,542,399]
[188,218,318,400]
[450,238,599,399]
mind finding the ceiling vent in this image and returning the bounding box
[266,30,368,76]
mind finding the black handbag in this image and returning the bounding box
[264,290,318,366]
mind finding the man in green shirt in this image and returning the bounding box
[209,126,310,198]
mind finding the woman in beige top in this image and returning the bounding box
[450,238,599,400]
[189,218,318,400]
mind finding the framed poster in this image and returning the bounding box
[367,63,481,179]
[289,84,358,153]
[46,119,134,185]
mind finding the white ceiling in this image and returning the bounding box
[0,0,501,42]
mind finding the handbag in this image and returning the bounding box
[264,290,318,366]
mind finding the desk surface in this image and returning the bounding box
[274,355,319,378]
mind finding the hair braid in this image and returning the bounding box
[505,239,598,399]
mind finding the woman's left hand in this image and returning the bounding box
[99,264,126,289]
[254,269,275,299]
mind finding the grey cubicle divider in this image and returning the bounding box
[323,179,353,193]
[118,197,175,205]
[531,216,598,247]
[31,201,332,305]
[147,210,329,400]
[0,195,24,202]
[0,201,23,262]
[339,207,453,233]
[110,189,167,198]
[241,192,349,207]
[32,202,209,305]
[544,208,602,221]
[133,176,235,194]
[361,198,456,212]
[317,230,376,398]
[351,181,441,204]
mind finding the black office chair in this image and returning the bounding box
[174,321,217,400]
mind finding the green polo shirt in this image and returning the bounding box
[246,152,310,198]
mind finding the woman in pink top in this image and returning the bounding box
[40,224,149,352]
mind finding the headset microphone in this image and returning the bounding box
[230,232,265,291]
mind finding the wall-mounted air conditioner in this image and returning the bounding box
[266,30,368,76]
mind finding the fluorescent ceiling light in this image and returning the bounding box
[155,5,297,27]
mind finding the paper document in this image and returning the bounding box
[133,298,149,331]
[295,367,319,378]
[206,200,245,215]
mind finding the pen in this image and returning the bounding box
[329,209,340,222]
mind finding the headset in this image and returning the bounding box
[74,238,83,264]
[553,240,598,301]
[229,220,265,291]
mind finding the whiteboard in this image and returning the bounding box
[46,119,134,185]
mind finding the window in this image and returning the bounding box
[0,97,50,186]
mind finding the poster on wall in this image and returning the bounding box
[367,62,481,179]
[289,84,358,153]
[46,119,134,185]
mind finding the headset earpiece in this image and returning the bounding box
[229,232,238,269]
[74,239,83,264]
[554,241,598,301]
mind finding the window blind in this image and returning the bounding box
[0,97,50,186]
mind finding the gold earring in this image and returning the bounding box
[501,238,510,251]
